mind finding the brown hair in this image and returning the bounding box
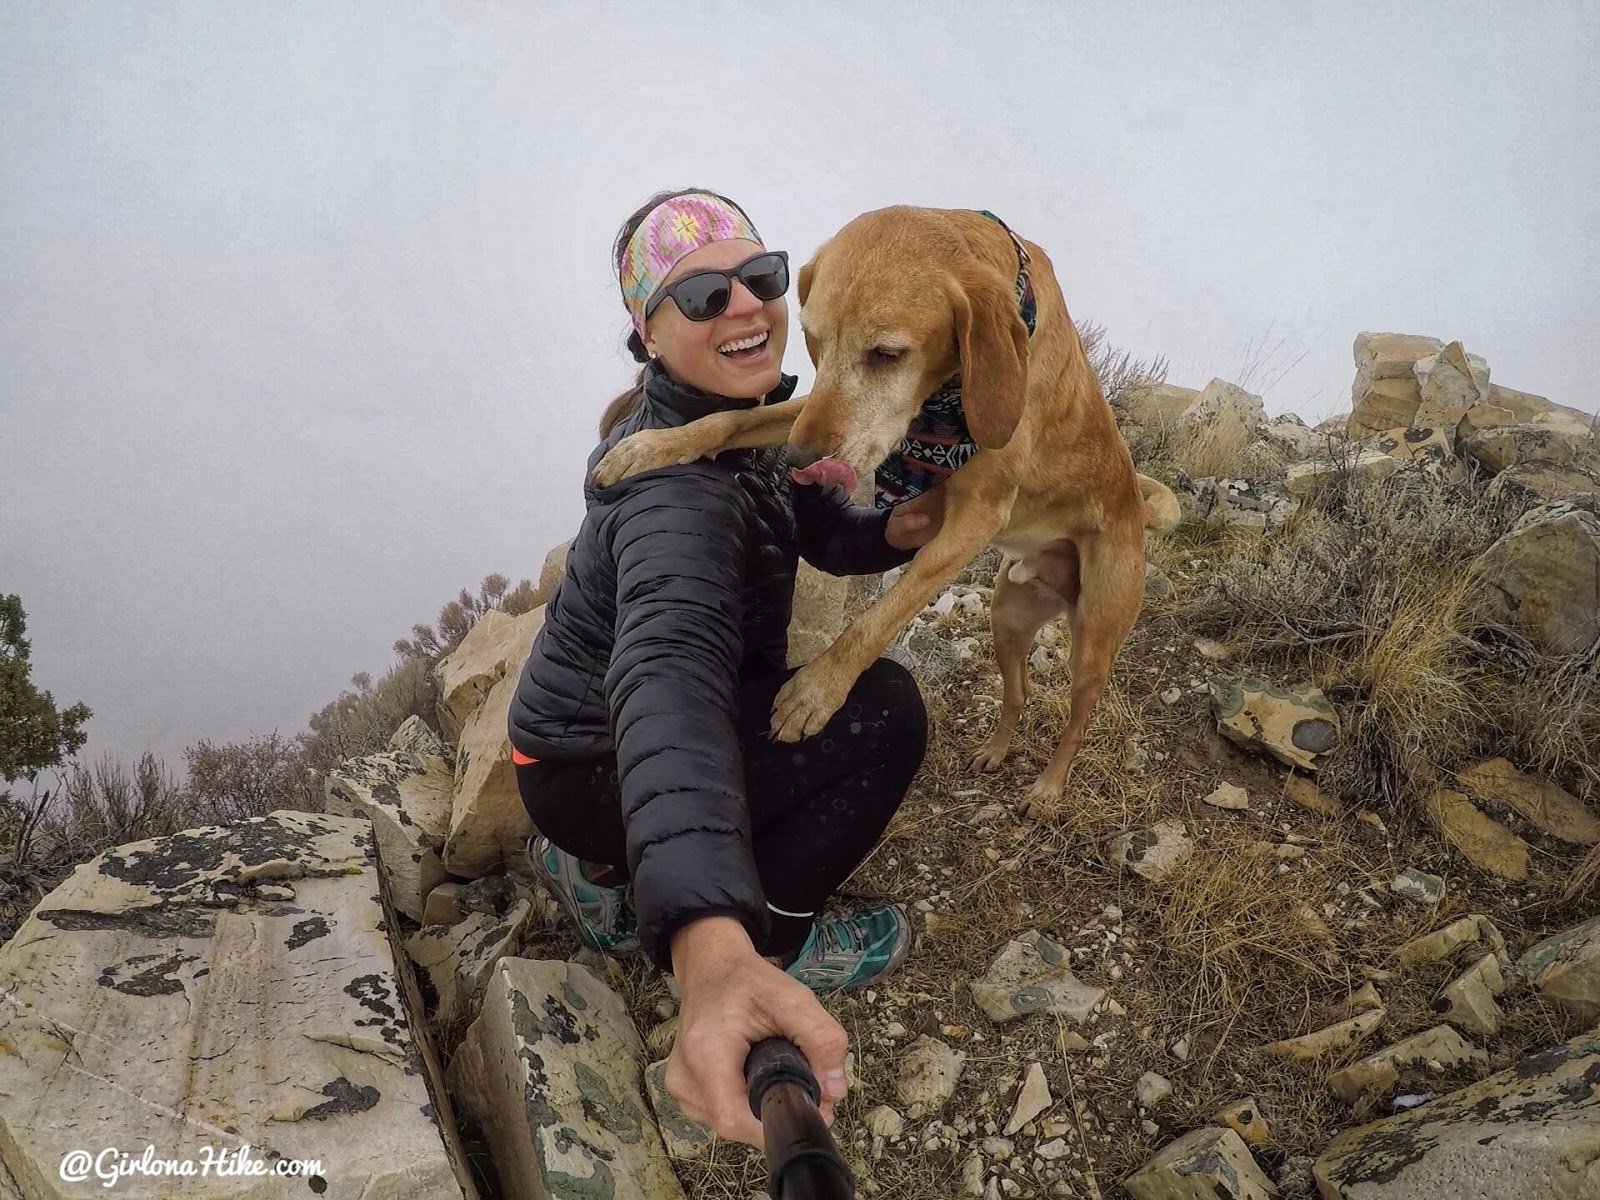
[597,187,758,438]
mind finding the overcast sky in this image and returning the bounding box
[3,2,1597,774]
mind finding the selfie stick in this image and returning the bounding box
[743,1037,856,1200]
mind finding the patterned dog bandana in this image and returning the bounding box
[872,211,1038,509]
[617,193,763,336]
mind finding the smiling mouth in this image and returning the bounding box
[718,330,769,360]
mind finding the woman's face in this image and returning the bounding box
[641,238,788,399]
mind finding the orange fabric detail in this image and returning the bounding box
[510,746,539,765]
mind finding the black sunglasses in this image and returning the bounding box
[643,250,790,323]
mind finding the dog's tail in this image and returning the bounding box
[1137,474,1182,533]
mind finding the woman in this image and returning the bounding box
[507,188,936,1147]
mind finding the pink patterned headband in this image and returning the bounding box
[617,193,763,336]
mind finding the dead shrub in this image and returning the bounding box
[1172,465,1600,819]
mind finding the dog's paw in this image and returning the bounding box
[1015,798,1048,822]
[770,666,847,743]
[969,739,1010,772]
[590,428,696,487]
[1016,774,1065,821]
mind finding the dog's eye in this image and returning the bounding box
[867,346,902,366]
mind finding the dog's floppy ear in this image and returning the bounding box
[946,264,1029,450]
[797,253,817,307]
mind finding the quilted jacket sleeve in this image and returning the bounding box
[792,482,918,576]
[601,466,770,970]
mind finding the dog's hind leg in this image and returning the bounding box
[970,559,1068,772]
[1020,536,1142,818]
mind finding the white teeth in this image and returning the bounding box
[719,331,768,354]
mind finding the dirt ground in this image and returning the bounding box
[503,552,1598,1198]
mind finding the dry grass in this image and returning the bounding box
[11,378,1588,1197]
[1569,843,1600,903]
[1323,580,1488,808]
[440,530,1600,1197]
[1146,844,1347,1039]
[1154,467,1600,819]
[1120,406,1286,484]
[573,443,1599,1196]
[360,415,1600,1200]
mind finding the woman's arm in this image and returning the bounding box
[602,466,853,1151]
[602,466,768,970]
[792,481,942,575]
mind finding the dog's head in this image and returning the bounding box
[786,208,1031,491]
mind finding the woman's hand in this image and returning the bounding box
[884,487,946,551]
[666,916,848,1147]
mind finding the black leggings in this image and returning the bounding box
[516,657,927,959]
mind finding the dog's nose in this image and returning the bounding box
[786,445,824,470]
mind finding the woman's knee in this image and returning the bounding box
[854,657,929,756]
[516,759,628,867]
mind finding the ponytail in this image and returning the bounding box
[599,328,650,438]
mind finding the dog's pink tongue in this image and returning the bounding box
[791,457,858,493]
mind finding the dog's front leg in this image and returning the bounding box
[591,395,807,486]
[771,477,1015,742]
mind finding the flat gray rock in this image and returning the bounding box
[0,810,473,1198]
[446,957,684,1199]
[1315,1029,1600,1199]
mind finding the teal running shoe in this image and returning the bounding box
[784,903,912,992]
[525,835,640,956]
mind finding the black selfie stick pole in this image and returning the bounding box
[744,1037,856,1200]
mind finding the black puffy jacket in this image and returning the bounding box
[507,361,913,969]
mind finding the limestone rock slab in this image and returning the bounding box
[643,1059,712,1162]
[896,1035,967,1119]
[1327,1025,1486,1104]
[1314,1029,1600,1199]
[446,957,683,1199]
[1004,1062,1052,1135]
[1397,913,1506,966]
[0,811,473,1198]
[1264,1008,1386,1064]
[442,669,533,878]
[1434,953,1506,1038]
[1348,332,1443,437]
[1455,757,1600,846]
[403,898,537,1027]
[789,561,849,667]
[1285,449,1401,497]
[531,539,571,608]
[1488,460,1600,504]
[970,931,1105,1025]
[1106,820,1194,883]
[1182,378,1266,436]
[1412,341,1490,429]
[1209,677,1340,772]
[325,748,453,921]
[390,714,449,759]
[432,605,545,744]
[1470,500,1600,656]
[1517,916,1600,1024]
[1420,788,1530,880]
[1125,1126,1276,1199]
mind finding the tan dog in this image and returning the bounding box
[593,206,1180,811]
